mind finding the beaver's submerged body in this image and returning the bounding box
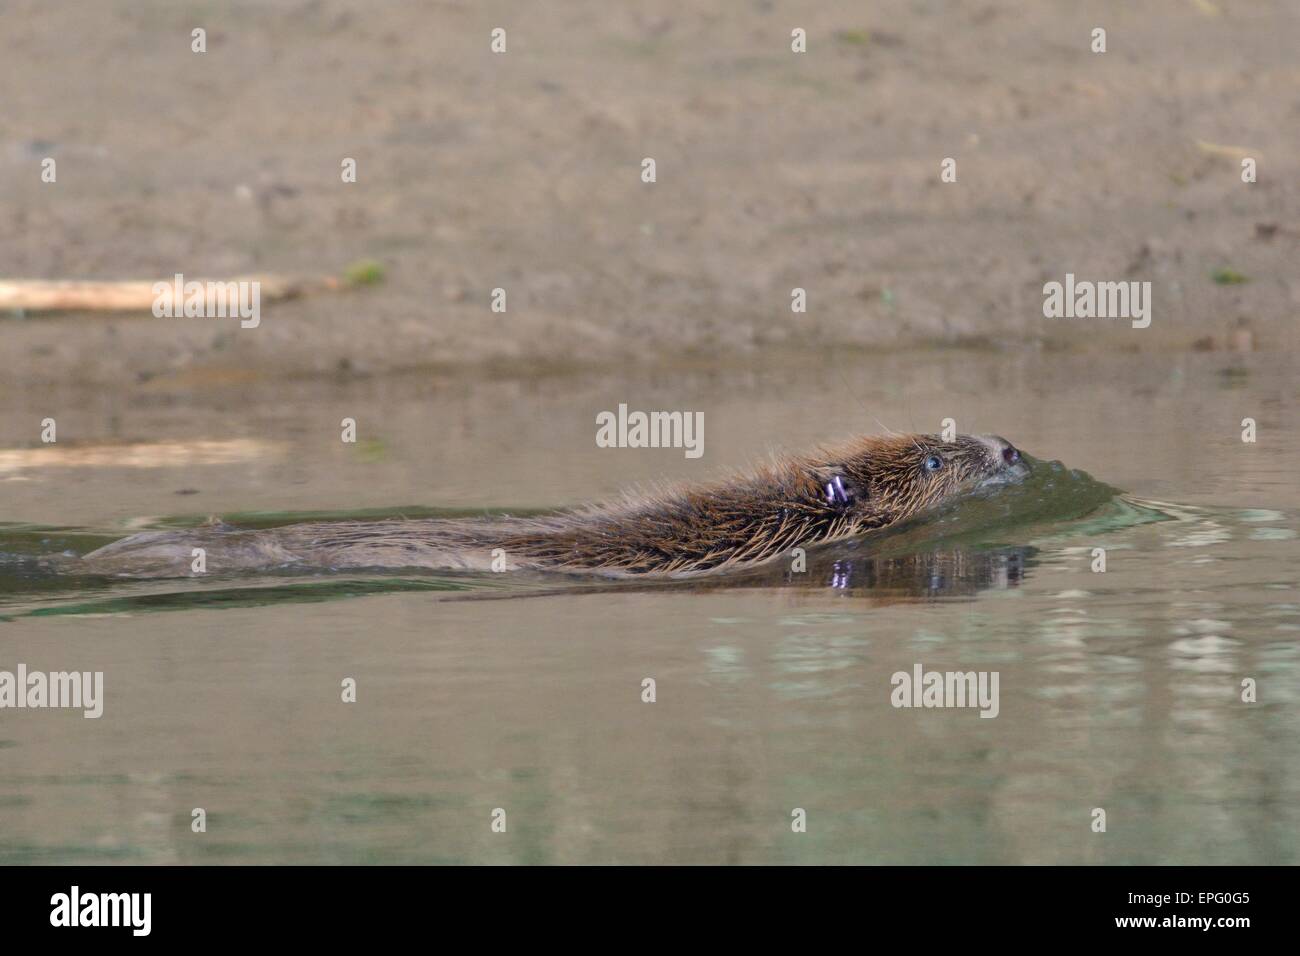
[76,433,1029,579]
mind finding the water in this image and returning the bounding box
[1,350,1297,863]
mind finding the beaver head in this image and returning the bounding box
[810,433,1029,529]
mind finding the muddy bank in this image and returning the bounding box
[3,0,1298,388]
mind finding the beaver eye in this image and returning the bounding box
[923,454,943,473]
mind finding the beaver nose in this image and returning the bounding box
[975,434,1029,476]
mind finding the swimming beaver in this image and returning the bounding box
[74,433,1028,579]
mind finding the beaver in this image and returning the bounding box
[73,433,1029,579]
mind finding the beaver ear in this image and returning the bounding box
[809,466,862,506]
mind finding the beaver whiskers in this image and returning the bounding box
[72,433,1029,579]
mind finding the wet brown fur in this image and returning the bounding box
[77,433,1025,578]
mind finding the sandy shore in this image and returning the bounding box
[2,0,1298,389]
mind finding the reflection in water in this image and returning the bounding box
[661,542,1033,603]
[5,545,1032,617]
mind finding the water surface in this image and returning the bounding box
[1,350,1297,863]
